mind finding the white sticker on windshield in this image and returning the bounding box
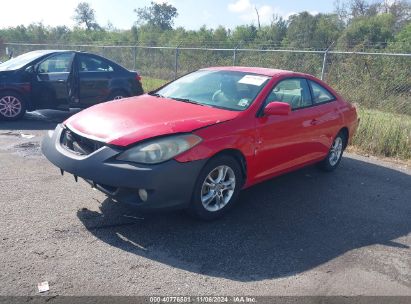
[238,99,249,107]
[238,75,269,86]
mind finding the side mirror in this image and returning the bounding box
[264,102,291,116]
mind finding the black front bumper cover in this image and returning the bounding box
[41,124,207,209]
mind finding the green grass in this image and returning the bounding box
[141,76,169,93]
[140,76,411,160]
[352,108,411,159]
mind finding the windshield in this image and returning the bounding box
[155,70,271,111]
[0,51,47,71]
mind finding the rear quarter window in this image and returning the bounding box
[309,80,335,104]
[78,55,114,72]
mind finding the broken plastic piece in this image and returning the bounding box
[21,133,35,139]
[38,281,49,293]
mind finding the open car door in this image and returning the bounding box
[32,52,75,110]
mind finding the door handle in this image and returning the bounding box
[57,79,65,82]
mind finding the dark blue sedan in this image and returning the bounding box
[0,50,144,120]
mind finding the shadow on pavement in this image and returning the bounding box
[0,109,81,131]
[77,156,411,282]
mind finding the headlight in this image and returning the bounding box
[117,134,202,164]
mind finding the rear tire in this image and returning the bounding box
[188,155,243,220]
[318,131,347,172]
[0,91,26,121]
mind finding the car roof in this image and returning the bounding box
[24,50,96,56]
[25,50,73,55]
[202,66,309,77]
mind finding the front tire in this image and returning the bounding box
[189,155,243,220]
[0,91,26,121]
[318,131,346,172]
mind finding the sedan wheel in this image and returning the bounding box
[318,132,346,172]
[201,165,236,212]
[0,93,26,120]
[190,155,243,220]
[329,136,343,166]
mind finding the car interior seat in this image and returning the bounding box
[212,78,239,103]
[47,61,57,73]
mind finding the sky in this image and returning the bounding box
[0,0,335,30]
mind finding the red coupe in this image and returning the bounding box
[42,67,359,219]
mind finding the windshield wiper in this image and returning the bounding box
[148,92,164,97]
[170,97,205,106]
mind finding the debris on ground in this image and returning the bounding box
[21,133,35,139]
[37,281,49,293]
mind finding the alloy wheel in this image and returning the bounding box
[329,136,343,166]
[0,95,22,118]
[201,165,236,212]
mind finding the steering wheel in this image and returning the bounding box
[212,90,223,102]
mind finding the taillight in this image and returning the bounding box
[136,75,142,82]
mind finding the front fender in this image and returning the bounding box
[175,118,256,185]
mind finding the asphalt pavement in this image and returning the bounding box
[0,110,410,296]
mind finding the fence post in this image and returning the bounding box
[233,46,238,66]
[174,44,180,79]
[321,42,334,81]
[321,51,328,80]
[133,46,137,71]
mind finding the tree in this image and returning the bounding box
[391,22,411,51]
[73,2,100,30]
[385,0,411,32]
[335,0,382,22]
[26,22,48,43]
[231,25,258,44]
[253,16,287,46]
[285,12,343,49]
[350,0,371,18]
[338,13,395,49]
[214,26,229,42]
[286,12,319,48]
[135,1,178,30]
[130,25,139,43]
[334,0,350,23]
[49,26,70,42]
[313,14,344,48]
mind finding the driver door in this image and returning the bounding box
[32,52,75,110]
[253,78,322,182]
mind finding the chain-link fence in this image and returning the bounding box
[2,42,411,158]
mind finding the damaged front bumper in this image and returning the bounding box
[41,124,207,209]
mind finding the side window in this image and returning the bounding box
[38,53,73,73]
[78,55,114,72]
[266,78,312,110]
[309,80,335,104]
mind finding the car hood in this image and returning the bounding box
[65,95,240,146]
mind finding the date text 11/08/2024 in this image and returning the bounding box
[149,296,257,303]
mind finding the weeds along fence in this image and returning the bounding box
[2,43,411,159]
